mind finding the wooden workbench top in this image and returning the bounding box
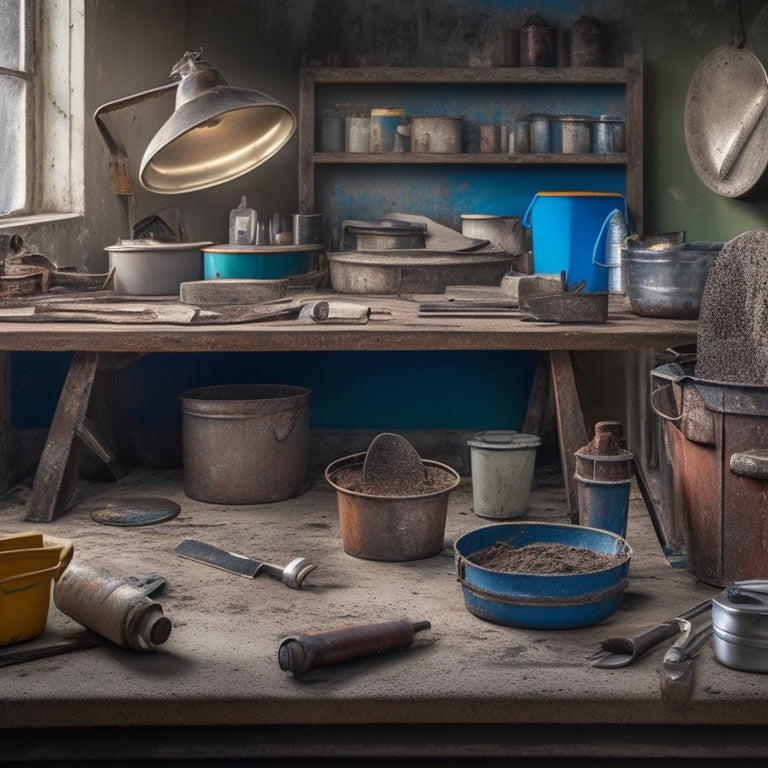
[0,294,697,353]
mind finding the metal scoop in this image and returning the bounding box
[590,598,712,668]
[362,433,427,495]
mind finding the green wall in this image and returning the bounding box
[642,0,768,239]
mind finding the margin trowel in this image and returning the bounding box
[173,539,317,590]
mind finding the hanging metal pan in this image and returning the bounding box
[684,44,768,198]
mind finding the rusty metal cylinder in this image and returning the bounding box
[520,14,557,67]
[570,15,607,67]
[278,619,430,676]
[180,383,310,504]
[53,561,172,652]
[575,422,633,538]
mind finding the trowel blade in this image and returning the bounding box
[173,539,263,579]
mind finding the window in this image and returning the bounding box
[0,0,84,222]
[0,1,31,216]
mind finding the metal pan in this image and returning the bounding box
[685,44,768,198]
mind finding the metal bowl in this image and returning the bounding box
[454,522,631,629]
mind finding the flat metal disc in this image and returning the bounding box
[90,497,181,527]
[684,45,768,198]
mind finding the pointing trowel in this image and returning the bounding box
[173,539,317,590]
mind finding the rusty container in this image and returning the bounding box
[651,362,768,586]
[570,15,607,67]
[180,384,310,504]
[520,14,557,67]
[325,452,460,561]
[575,422,633,538]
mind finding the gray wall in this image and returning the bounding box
[9,1,768,268]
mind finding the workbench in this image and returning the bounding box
[6,296,762,764]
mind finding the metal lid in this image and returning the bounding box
[467,431,541,450]
[712,581,768,644]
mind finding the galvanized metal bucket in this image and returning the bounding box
[180,383,311,504]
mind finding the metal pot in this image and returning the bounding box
[626,241,723,319]
[397,115,463,154]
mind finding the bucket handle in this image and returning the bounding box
[650,363,687,422]
[521,193,540,229]
[592,208,627,268]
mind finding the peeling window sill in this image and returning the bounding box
[0,213,83,230]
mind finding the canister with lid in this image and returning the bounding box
[712,581,768,673]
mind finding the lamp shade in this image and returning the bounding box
[140,84,296,194]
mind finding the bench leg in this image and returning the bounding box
[25,352,100,523]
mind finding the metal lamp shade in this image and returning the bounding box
[140,85,295,194]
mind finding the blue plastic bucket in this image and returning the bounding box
[522,191,626,291]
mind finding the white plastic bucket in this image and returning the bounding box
[468,431,541,519]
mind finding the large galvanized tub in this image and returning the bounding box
[626,241,723,319]
[651,361,768,586]
[180,384,311,504]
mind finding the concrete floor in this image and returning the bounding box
[0,465,766,761]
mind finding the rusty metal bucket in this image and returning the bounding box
[325,452,460,561]
[180,384,310,504]
[651,361,768,586]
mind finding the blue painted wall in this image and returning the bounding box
[11,350,538,433]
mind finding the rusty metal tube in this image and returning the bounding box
[53,561,172,652]
[278,619,430,677]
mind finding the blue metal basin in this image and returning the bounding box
[454,522,631,629]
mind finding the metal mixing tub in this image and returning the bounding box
[325,452,460,561]
[454,522,631,629]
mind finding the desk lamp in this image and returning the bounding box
[94,49,295,206]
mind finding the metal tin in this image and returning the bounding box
[319,109,344,152]
[713,581,768,672]
[560,116,592,154]
[369,107,406,153]
[520,14,557,67]
[594,115,625,154]
[570,15,607,67]
[529,114,550,153]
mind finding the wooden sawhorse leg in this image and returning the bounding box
[25,352,130,523]
[523,350,589,520]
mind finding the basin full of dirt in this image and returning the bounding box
[330,463,456,498]
[467,540,626,575]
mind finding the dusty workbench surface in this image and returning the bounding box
[0,294,697,352]
[0,466,766,761]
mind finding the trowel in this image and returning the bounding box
[173,539,317,590]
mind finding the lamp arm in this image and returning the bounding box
[93,82,179,196]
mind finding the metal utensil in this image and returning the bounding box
[173,539,317,590]
[591,598,712,668]
[660,618,713,706]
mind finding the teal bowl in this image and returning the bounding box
[203,244,322,280]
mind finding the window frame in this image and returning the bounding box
[0,0,84,227]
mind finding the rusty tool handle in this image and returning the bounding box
[278,619,430,677]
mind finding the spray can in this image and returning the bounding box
[53,561,172,652]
